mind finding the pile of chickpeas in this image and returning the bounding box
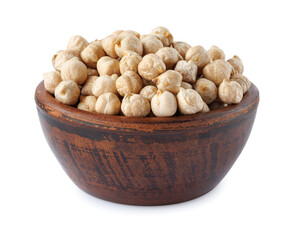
[43,26,251,117]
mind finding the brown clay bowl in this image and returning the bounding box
[35,81,259,205]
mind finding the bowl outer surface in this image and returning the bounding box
[35,81,259,205]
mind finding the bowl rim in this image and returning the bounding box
[35,81,259,131]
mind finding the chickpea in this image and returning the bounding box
[61,58,88,85]
[141,35,163,55]
[118,30,140,39]
[138,53,166,80]
[181,81,193,89]
[231,74,251,94]
[201,101,210,113]
[77,95,97,112]
[139,85,158,101]
[174,60,198,84]
[151,26,173,47]
[92,74,118,97]
[202,59,233,86]
[67,35,89,55]
[52,50,79,71]
[43,71,62,94]
[97,56,120,76]
[102,34,119,58]
[194,78,217,104]
[227,55,244,74]
[116,71,142,97]
[140,34,148,40]
[121,93,150,117]
[218,79,243,104]
[171,41,191,59]
[95,93,121,115]
[55,80,80,105]
[176,88,204,115]
[185,45,211,73]
[81,76,98,96]
[151,90,177,117]
[208,45,225,61]
[87,68,99,77]
[119,51,142,75]
[80,40,105,68]
[115,35,143,58]
[153,70,182,94]
[155,47,182,69]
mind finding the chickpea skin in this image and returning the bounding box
[201,101,211,113]
[81,40,105,68]
[176,88,204,115]
[81,76,98,96]
[194,78,218,104]
[227,55,244,74]
[174,60,198,84]
[151,26,173,47]
[116,71,143,97]
[156,47,183,69]
[202,59,234,86]
[102,34,119,58]
[208,45,225,61]
[97,56,120,76]
[151,90,177,117]
[77,95,97,112]
[115,35,143,58]
[138,54,166,80]
[218,79,243,104]
[141,35,163,55]
[185,45,211,74]
[55,80,80,105]
[67,35,89,55]
[171,41,191,59]
[153,70,182,94]
[43,71,62,94]
[92,74,118,97]
[52,50,80,71]
[139,85,158,102]
[61,58,88,85]
[119,51,142,75]
[95,93,121,115]
[181,81,193,89]
[121,93,150,117]
[231,74,251,94]
[87,68,99,77]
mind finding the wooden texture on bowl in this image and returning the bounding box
[35,81,259,205]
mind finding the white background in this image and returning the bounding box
[1,0,307,239]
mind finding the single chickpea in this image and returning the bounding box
[80,40,105,68]
[218,79,243,104]
[92,75,118,97]
[151,26,173,47]
[77,95,97,112]
[155,47,183,69]
[231,74,251,94]
[81,76,98,96]
[139,85,158,101]
[185,45,211,74]
[95,93,121,115]
[153,70,182,94]
[227,55,244,74]
[55,80,80,105]
[102,34,119,58]
[118,30,140,39]
[176,88,204,115]
[138,54,166,80]
[201,101,210,113]
[151,90,177,117]
[181,81,193,89]
[171,41,191,59]
[87,68,99,77]
[67,35,89,55]
[174,60,198,84]
[116,71,142,97]
[115,34,143,58]
[141,35,163,55]
[61,58,88,85]
[121,93,150,117]
[52,50,80,71]
[208,45,225,61]
[119,51,142,75]
[194,78,218,104]
[202,59,233,86]
[43,71,62,94]
[97,56,120,76]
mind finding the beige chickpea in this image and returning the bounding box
[121,93,150,117]
[67,35,89,55]
[151,26,173,47]
[194,78,218,104]
[81,76,98,96]
[95,93,121,115]
[151,90,177,117]
[218,79,243,104]
[116,71,142,97]
[171,41,191,59]
[201,101,210,113]
[92,75,118,97]
[227,55,244,74]
[115,35,143,58]
[174,60,198,84]
[141,35,163,55]
[80,40,105,68]
[102,34,119,58]
[185,45,211,73]
[176,88,204,115]
[97,56,120,76]
[61,58,88,85]
[181,81,193,89]
[231,74,251,94]
[55,80,80,105]
[208,45,225,61]
[202,59,234,86]
[87,68,98,77]
[43,71,62,94]
[118,30,140,39]
[139,85,158,101]
[153,70,182,94]
[138,54,166,80]
[140,34,148,40]
[52,50,80,71]
[155,47,183,69]
[77,95,97,112]
[119,51,142,74]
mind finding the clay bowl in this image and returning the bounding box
[35,81,259,205]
